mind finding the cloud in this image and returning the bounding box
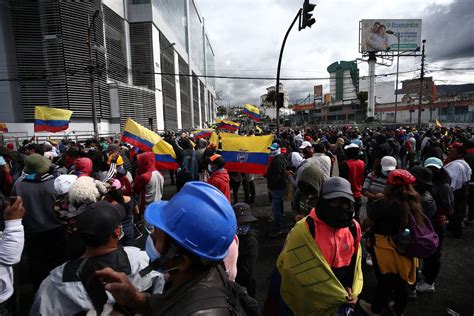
[423,0,474,61]
[198,0,473,106]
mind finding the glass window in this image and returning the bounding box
[153,0,187,50]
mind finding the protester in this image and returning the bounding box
[340,143,366,223]
[266,143,288,237]
[229,172,243,204]
[362,155,396,214]
[207,154,231,202]
[233,203,259,298]
[0,197,25,315]
[96,182,259,315]
[444,143,472,238]
[30,201,164,315]
[11,153,66,290]
[465,140,474,225]
[307,143,331,179]
[267,177,362,315]
[133,152,164,213]
[292,163,325,222]
[242,173,256,204]
[360,170,421,316]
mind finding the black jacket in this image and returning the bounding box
[235,230,259,298]
[266,154,288,190]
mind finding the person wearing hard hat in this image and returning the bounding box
[96,182,260,315]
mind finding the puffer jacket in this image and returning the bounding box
[208,168,231,202]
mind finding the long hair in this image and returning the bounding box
[384,183,425,226]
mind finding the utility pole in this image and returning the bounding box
[87,10,100,138]
[417,39,426,129]
[394,33,400,127]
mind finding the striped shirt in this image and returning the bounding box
[362,172,387,195]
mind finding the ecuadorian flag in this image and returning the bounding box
[121,118,161,152]
[192,129,214,140]
[216,119,240,131]
[121,118,178,170]
[243,104,261,122]
[209,132,273,174]
[34,106,73,133]
[152,138,179,171]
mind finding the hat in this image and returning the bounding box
[74,157,93,175]
[344,143,359,150]
[268,143,280,151]
[409,166,433,186]
[232,203,257,224]
[387,169,416,186]
[424,157,443,169]
[321,177,355,203]
[299,141,312,149]
[77,201,121,239]
[107,154,124,166]
[54,175,78,195]
[449,142,463,149]
[210,154,225,168]
[106,144,119,152]
[24,153,51,174]
[381,156,397,172]
[110,178,122,190]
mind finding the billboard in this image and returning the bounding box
[360,19,422,52]
[314,85,323,101]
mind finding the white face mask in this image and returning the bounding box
[381,170,389,177]
[208,165,214,173]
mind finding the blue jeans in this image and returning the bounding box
[271,189,285,231]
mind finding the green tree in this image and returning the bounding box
[263,90,277,108]
[216,105,227,117]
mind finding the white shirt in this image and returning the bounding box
[0,219,24,303]
[444,159,472,191]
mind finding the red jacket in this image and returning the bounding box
[208,168,231,202]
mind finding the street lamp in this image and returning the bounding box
[87,10,100,138]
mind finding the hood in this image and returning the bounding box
[297,163,325,195]
[211,168,230,182]
[291,152,304,168]
[137,152,157,174]
[74,158,93,175]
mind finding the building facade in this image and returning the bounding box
[0,0,216,136]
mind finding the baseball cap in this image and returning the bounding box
[321,177,355,203]
[344,143,359,150]
[268,143,280,151]
[387,169,416,186]
[232,203,257,224]
[77,201,121,239]
[449,142,463,149]
[424,157,443,169]
[299,141,312,149]
[381,156,397,172]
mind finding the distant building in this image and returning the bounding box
[0,0,216,135]
[260,83,290,120]
[327,61,359,102]
[401,77,436,102]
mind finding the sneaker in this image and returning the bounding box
[366,253,373,266]
[408,289,417,300]
[359,299,380,316]
[416,280,435,293]
[268,230,283,238]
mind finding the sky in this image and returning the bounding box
[197,0,474,107]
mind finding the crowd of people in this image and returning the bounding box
[0,124,473,315]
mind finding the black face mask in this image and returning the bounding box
[316,198,354,228]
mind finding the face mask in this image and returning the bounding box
[145,235,160,262]
[381,170,389,177]
[270,149,280,157]
[317,199,354,228]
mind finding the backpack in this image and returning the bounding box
[394,211,439,258]
[176,265,261,316]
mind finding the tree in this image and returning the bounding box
[263,90,277,108]
[216,105,227,117]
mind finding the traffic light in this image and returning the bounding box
[301,0,316,29]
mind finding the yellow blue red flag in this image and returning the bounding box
[243,104,261,122]
[216,119,240,131]
[121,118,161,152]
[152,138,179,171]
[34,106,73,133]
[192,129,214,140]
[121,118,178,170]
[211,132,273,174]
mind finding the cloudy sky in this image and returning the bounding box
[197,0,474,106]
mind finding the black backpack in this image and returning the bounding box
[161,265,261,316]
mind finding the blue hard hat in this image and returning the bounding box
[145,181,237,261]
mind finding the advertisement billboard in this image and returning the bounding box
[314,85,323,101]
[360,19,422,52]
